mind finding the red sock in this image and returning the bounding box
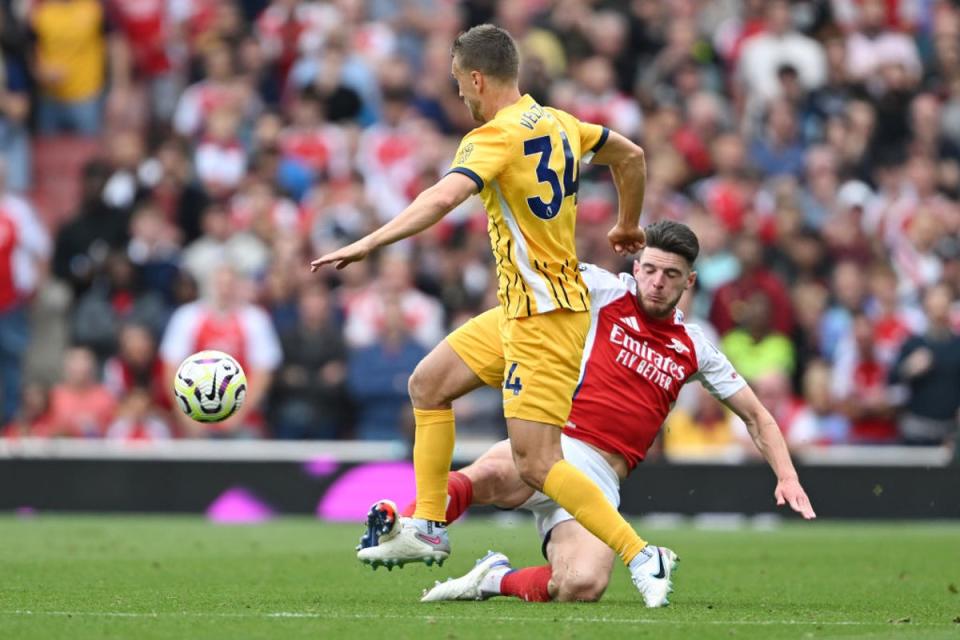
[401,470,474,523]
[500,565,553,602]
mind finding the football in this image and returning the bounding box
[173,350,247,422]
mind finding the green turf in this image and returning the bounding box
[0,515,958,639]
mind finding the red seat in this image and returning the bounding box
[29,136,101,228]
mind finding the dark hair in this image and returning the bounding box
[451,24,519,81]
[643,220,700,265]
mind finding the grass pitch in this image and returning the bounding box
[1,515,958,639]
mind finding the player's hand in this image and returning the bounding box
[774,477,816,519]
[310,238,374,271]
[607,224,645,256]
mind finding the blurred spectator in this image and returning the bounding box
[721,291,795,382]
[181,203,270,288]
[99,130,150,213]
[567,56,642,141]
[127,203,182,299]
[106,0,183,122]
[228,176,300,236]
[750,369,815,449]
[52,161,131,296]
[255,0,339,92]
[346,295,426,441]
[355,84,423,222]
[908,94,960,197]
[639,19,717,108]
[278,87,351,181]
[30,0,126,136]
[748,98,806,178]
[819,260,868,362]
[791,360,850,445]
[195,107,247,199]
[181,204,232,285]
[891,210,947,301]
[2,382,54,437]
[71,252,169,360]
[1,0,957,448]
[663,384,745,459]
[160,263,281,437]
[821,180,875,265]
[844,0,921,85]
[271,282,348,439]
[288,31,380,126]
[889,284,960,445]
[797,32,853,143]
[672,92,728,179]
[343,252,444,350]
[790,280,830,392]
[305,171,377,256]
[832,314,898,443]
[103,323,167,412]
[173,40,250,138]
[48,346,117,437]
[105,386,171,441]
[693,133,751,233]
[0,162,51,423]
[736,0,826,109]
[710,234,794,336]
[142,139,209,245]
[864,264,923,365]
[0,9,31,191]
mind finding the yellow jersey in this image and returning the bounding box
[449,94,609,318]
[32,0,106,102]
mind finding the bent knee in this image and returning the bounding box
[408,362,445,408]
[552,573,608,603]
[511,446,562,491]
[464,455,528,506]
[514,457,552,491]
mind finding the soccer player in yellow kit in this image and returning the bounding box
[311,24,668,605]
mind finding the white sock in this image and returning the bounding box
[628,545,656,573]
[411,518,445,535]
[479,566,511,598]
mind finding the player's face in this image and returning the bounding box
[451,58,484,124]
[633,248,696,318]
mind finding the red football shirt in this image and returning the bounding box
[566,266,747,469]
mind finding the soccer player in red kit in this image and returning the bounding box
[400,220,816,603]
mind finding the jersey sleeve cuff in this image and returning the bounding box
[591,127,610,153]
[447,167,484,192]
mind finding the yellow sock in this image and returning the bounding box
[543,459,647,565]
[411,408,456,522]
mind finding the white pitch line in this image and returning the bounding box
[1,610,952,627]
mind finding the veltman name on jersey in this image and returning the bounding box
[609,323,686,390]
[519,104,546,130]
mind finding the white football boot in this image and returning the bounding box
[356,499,450,570]
[629,545,679,607]
[420,551,512,602]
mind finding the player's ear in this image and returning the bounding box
[632,259,641,277]
[471,70,483,92]
[686,269,697,290]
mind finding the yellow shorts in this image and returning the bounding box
[446,306,590,426]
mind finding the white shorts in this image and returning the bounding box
[518,434,621,544]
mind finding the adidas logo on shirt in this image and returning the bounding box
[619,316,640,332]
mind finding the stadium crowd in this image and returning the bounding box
[0,0,958,455]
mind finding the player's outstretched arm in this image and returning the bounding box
[590,130,646,256]
[310,172,478,271]
[723,386,817,519]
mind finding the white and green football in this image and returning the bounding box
[173,350,247,422]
